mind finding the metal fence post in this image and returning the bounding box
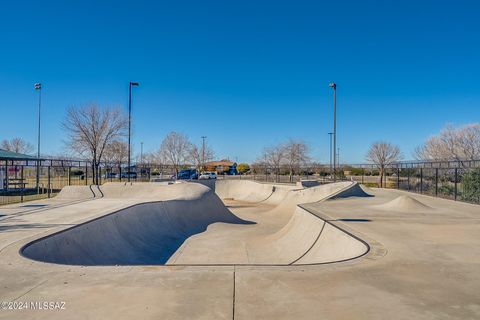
[47,166,51,198]
[85,163,88,186]
[5,160,9,191]
[68,167,71,186]
[435,168,438,196]
[420,168,423,194]
[21,165,24,203]
[397,167,400,189]
[407,168,410,190]
[454,168,458,201]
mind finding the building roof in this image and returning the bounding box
[204,160,237,167]
[0,148,41,161]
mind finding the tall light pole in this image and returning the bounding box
[329,82,337,182]
[34,83,42,193]
[140,141,144,179]
[328,132,333,179]
[201,136,207,171]
[128,81,139,182]
[337,147,340,169]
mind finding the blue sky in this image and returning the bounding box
[0,0,479,163]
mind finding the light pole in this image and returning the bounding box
[329,82,337,182]
[34,83,42,193]
[328,132,333,179]
[140,141,144,180]
[337,147,340,170]
[128,81,139,182]
[201,136,206,171]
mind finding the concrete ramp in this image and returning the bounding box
[247,206,326,264]
[373,195,432,212]
[215,180,297,203]
[246,182,369,264]
[54,185,97,200]
[21,181,370,266]
[22,185,253,265]
[293,208,368,264]
[263,181,354,217]
[247,205,367,265]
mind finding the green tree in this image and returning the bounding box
[237,163,250,174]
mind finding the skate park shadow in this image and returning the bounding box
[331,183,374,199]
[194,179,216,191]
[336,218,371,222]
[21,204,48,208]
[0,223,74,233]
[22,200,255,266]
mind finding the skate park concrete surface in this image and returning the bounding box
[0,180,479,319]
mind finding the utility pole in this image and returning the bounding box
[328,132,333,179]
[34,83,42,193]
[329,82,337,182]
[128,82,139,182]
[201,136,206,171]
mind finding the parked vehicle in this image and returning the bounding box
[103,172,119,179]
[199,172,217,180]
[120,171,137,179]
[177,169,198,180]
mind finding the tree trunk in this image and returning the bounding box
[95,162,100,185]
[379,167,384,188]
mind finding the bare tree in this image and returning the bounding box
[261,144,284,182]
[366,141,402,187]
[103,140,128,175]
[250,162,266,176]
[283,139,311,182]
[63,104,128,185]
[159,131,192,176]
[415,124,480,165]
[1,137,34,154]
[190,143,215,171]
[146,149,173,177]
[309,161,325,176]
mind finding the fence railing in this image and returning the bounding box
[0,158,158,206]
[1,158,478,206]
[344,160,480,204]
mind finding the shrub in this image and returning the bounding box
[461,168,480,203]
[237,163,250,174]
[437,184,455,196]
